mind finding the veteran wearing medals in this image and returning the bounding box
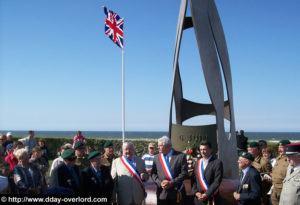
[50,149,81,193]
[151,136,188,205]
[233,152,261,205]
[191,141,223,205]
[247,141,272,205]
[279,143,300,205]
[269,139,290,205]
[81,151,113,199]
[111,142,148,205]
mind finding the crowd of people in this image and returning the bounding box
[0,130,299,205]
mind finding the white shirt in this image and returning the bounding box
[241,166,250,182]
[203,155,212,170]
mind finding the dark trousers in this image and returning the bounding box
[157,199,177,205]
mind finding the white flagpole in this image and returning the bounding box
[122,48,125,144]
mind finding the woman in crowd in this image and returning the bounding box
[13,148,43,194]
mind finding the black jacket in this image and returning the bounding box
[81,165,113,199]
[237,165,261,205]
[51,163,81,193]
[191,156,223,205]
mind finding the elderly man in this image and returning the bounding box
[111,142,148,205]
[151,136,188,205]
[279,143,300,205]
[233,152,261,205]
[192,141,223,205]
[74,141,89,175]
[247,141,272,205]
[101,140,118,171]
[13,148,43,194]
[81,151,113,199]
[269,139,290,205]
[19,130,37,157]
[50,149,81,193]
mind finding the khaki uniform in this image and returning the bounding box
[271,155,289,205]
[75,154,90,175]
[279,165,300,205]
[252,155,272,205]
[101,153,118,170]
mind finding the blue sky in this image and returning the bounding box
[0,0,299,132]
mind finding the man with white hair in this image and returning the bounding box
[279,143,300,205]
[111,142,148,205]
[151,136,188,205]
[13,148,43,194]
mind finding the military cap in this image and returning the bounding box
[104,140,113,148]
[88,151,101,160]
[278,139,291,146]
[74,141,84,149]
[239,151,254,161]
[61,149,75,159]
[248,141,259,148]
[285,143,300,155]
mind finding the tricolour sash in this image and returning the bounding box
[197,159,218,197]
[120,156,144,190]
[159,153,174,181]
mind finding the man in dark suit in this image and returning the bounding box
[191,141,223,205]
[233,152,261,205]
[50,149,81,193]
[81,151,113,200]
[151,136,188,205]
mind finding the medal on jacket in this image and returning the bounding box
[159,153,174,181]
[120,156,144,190]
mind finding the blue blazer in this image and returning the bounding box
[237,165,261,205]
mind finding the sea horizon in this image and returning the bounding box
[1,130,300,142]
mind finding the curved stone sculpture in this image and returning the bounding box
[169,0,238,178]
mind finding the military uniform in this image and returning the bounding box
[75,154,89,175]
[271,155,289,205]
[249,141,272,205]
[101,153,117,169]
[252,156,272,174]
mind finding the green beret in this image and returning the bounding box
[239,151,254,161]
[88,151,101,160]
[248,142,259,148]
[104,141,113,148]
[74,141,84,149]
[278,140,291,146]
[61,149,75,159]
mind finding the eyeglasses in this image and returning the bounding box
[149,147,155,149]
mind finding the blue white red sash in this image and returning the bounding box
[197,159,218,196]
[120,156,144,190]
[159,153,174,181]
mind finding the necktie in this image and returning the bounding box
[290,168,294,175]
[71,168,80,189]
[240,171,244,183]
[96,170,102,183]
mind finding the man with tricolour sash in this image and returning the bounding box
[151,136,188,205]
[191,141,223,205]
[111,142,148,205]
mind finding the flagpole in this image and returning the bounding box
[122,48,125,144]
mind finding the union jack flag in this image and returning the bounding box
[103,6,124,49]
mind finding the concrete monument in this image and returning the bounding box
[169,0,238,179]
